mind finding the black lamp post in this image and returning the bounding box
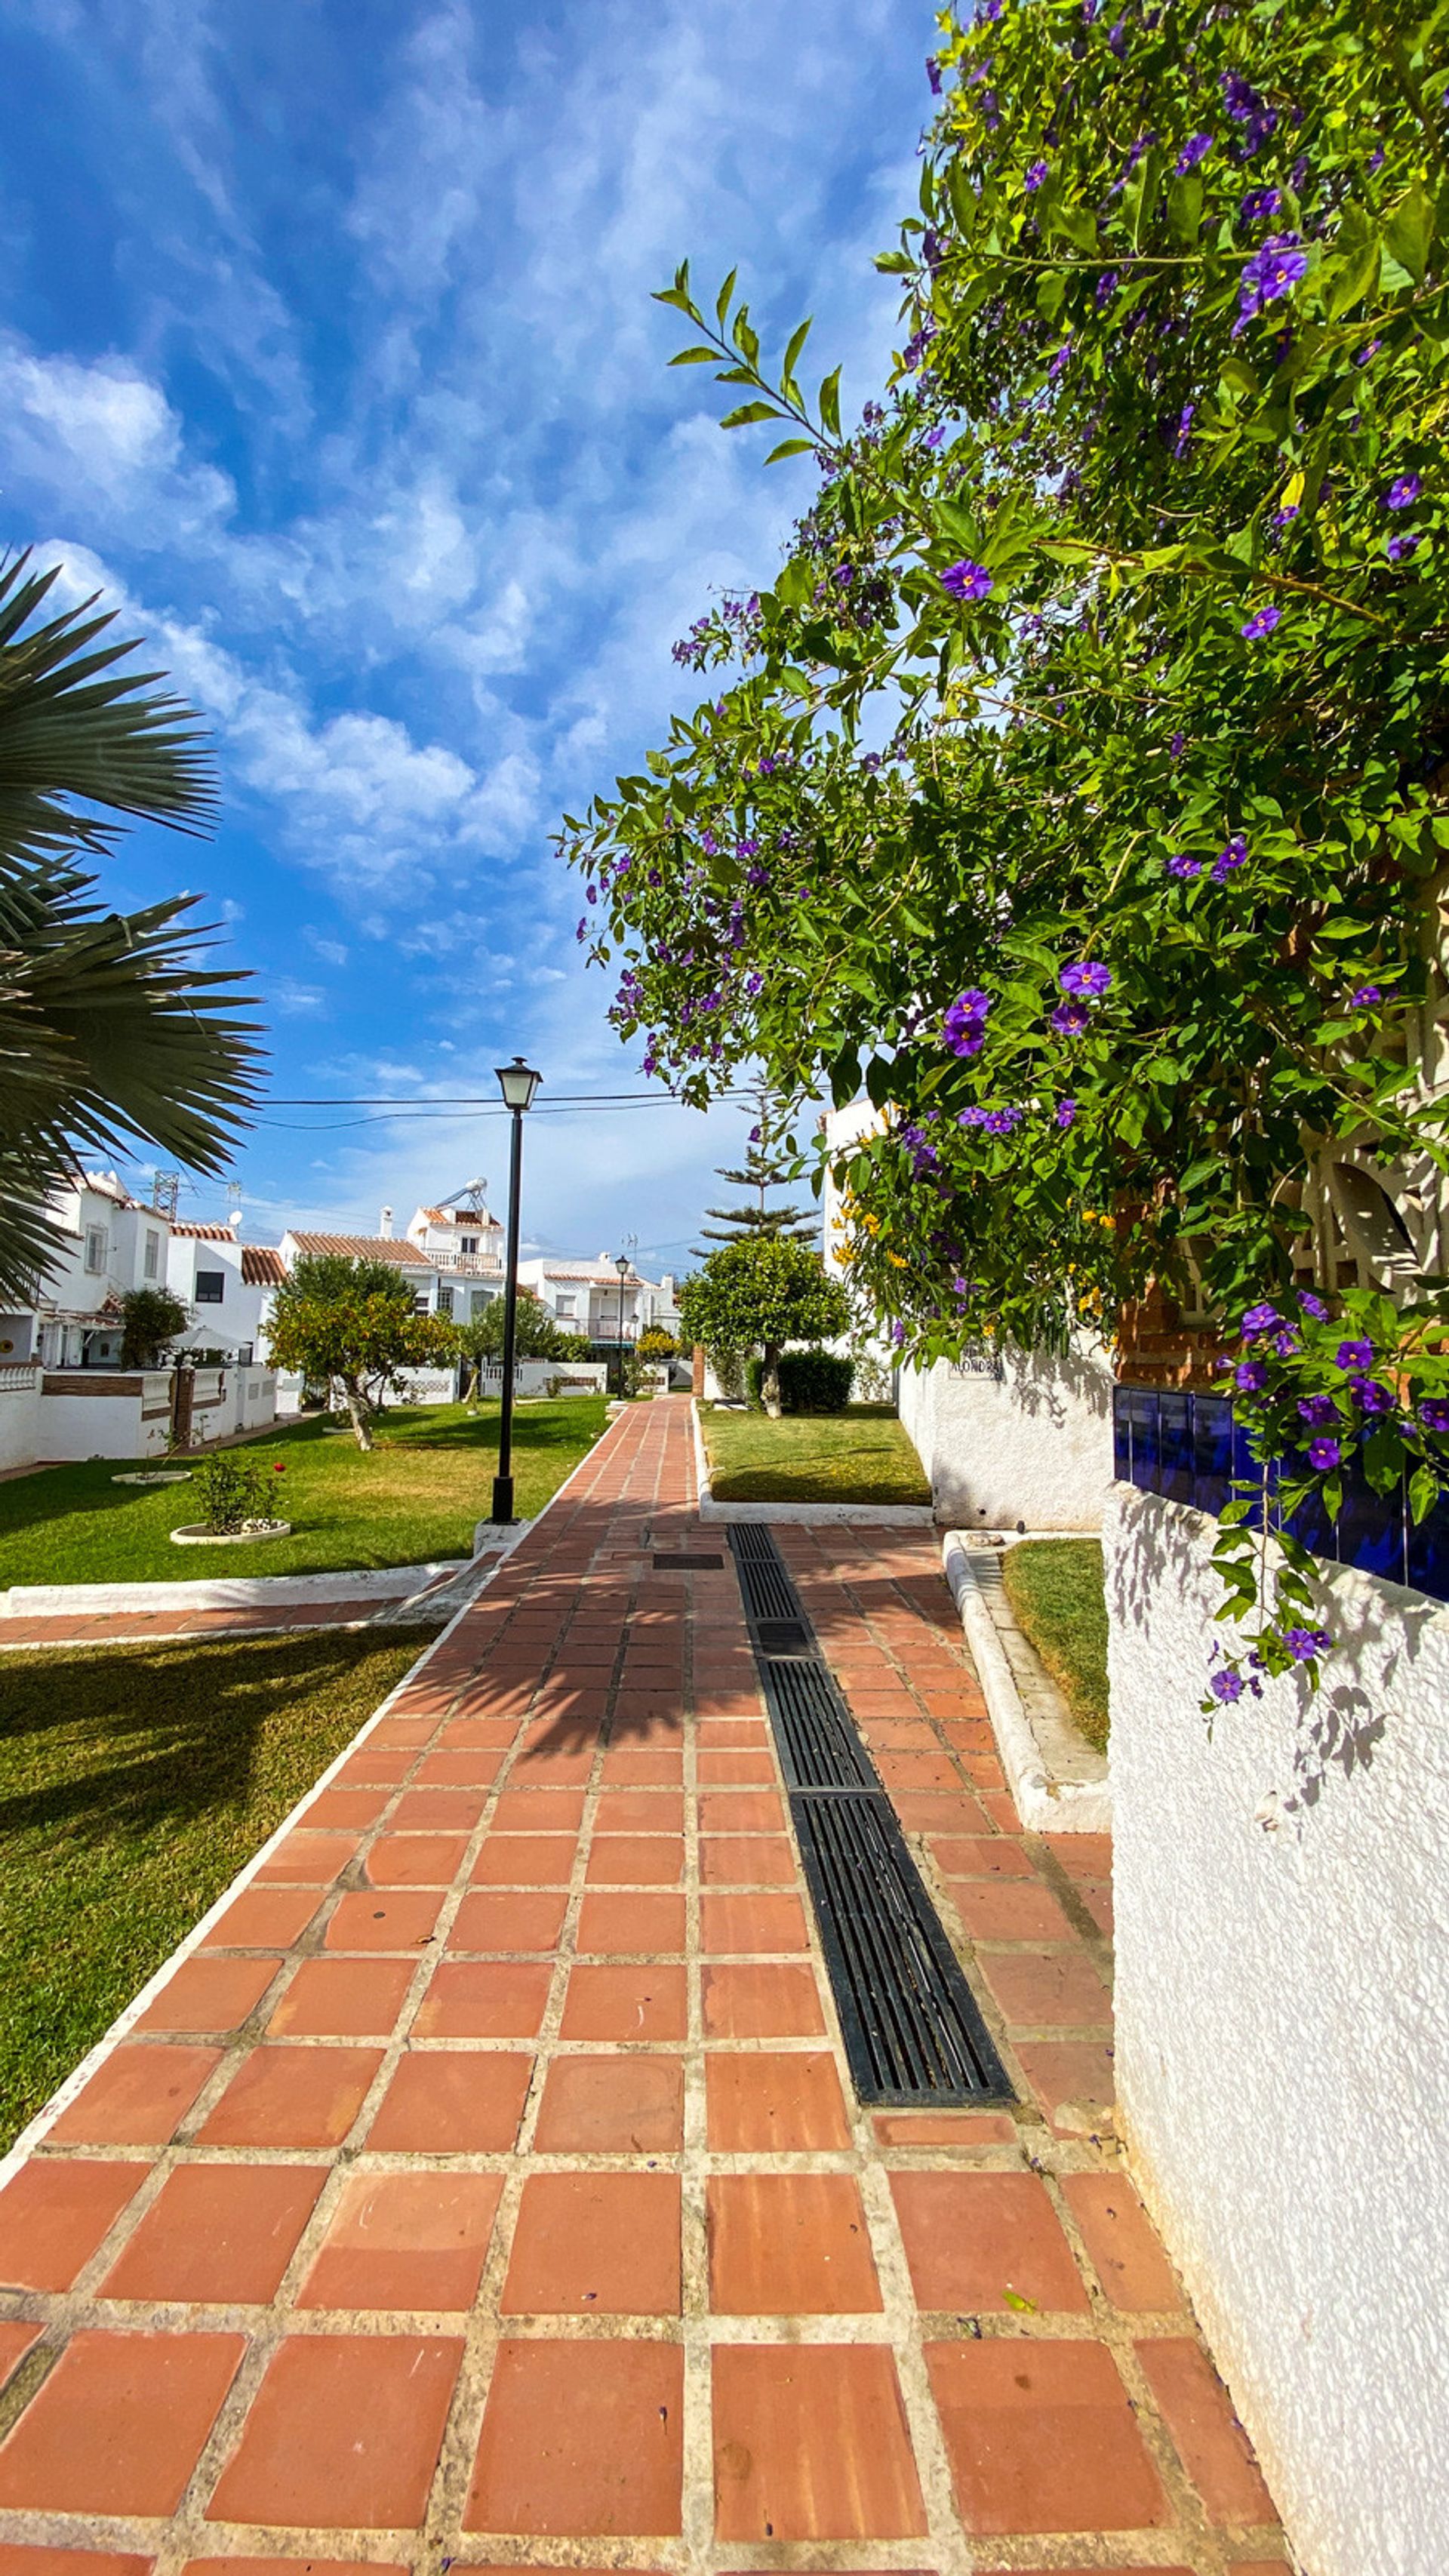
[614,1252,631,1397]
[491,1055,542,1522]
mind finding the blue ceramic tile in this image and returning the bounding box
[1128,1387,1161,1494]
[1158,1392,1195,1503]
[1112,1386,1133,1484]
[1334,1460,1407,1587]
[1406,1489,1449,1604]
[1280,1448,1335,1559]
[1191,1396,1234,1516]
[1230,1414,1277,1531]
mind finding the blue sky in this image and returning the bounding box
[2,0,932,1272]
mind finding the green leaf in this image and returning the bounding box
[765,438,818,464]
[818,367,842,439]
[1324,212,1380,318]
[720,402,783,429]
[668,345,725,366]
[1385,182,1434,285]
[782,318,814,383]
[1167,170,1203,243]
[875,250,917,273]
[715,267,737,328]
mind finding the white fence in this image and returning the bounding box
[897,1340,1115,1531]
[0,1365,277,1471]
[1108,1482,1449,2576]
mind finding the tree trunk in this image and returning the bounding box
[762,1342,783,1418]
[342,1379,374,1450]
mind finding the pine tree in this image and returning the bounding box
[695,1081,817,1254]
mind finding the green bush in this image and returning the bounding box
[745,1350,854,1413]
[192,1451,288,1533]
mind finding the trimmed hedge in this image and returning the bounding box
[745,1350,854,1413]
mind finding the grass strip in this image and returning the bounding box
[0,1626,435,2147]
[1001,1538,1110,1753]
[701,1404,930,1505]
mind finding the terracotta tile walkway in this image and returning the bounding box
[0,1399,1287,2574]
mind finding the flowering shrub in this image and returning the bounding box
[565,0,1449,1682]
[192,1451,286,1534]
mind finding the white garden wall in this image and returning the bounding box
[899,1340,1115,1530]
[0,1365,42,1472]
[1107,1482,1449,2576]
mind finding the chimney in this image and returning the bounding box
[380,1205,394,1239]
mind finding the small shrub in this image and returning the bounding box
[745,1350,854,1412]
[192,1451,288,1533]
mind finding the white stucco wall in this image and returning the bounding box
[1107,1482,1449,2576]
[0,1369,42,1472]
[899,1342,1115,1530]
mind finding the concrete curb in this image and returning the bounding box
[942,1528,1112,1834]
[691,1399,936,1528]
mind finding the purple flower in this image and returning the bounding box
[1385,472,1421,510]
[1355,336,1383,366]
[1211,1669,1245,1703]
[1048,335,1073,380]
[1212,834,1249,885]
[1274,1329,1301,1357]
[983,1107,1023,1135]
[1297,1290,1329,1322]
[1298,1395,1337,1426]
[1352,983,1382,1006]
[744,972,763,996]
[891,1320,906,1346]
[1060,959,1112,999]
[1307,1436,1342,1470]
[735,836,759,859]
[1167,851,1201,878]
[1386,533,1420,564]
[1284,1627,1331,1663]
[1238,185,1281,223]
[1107,17,1127,54]
[1056,1097,1077,1128]
[1025,158,1049,191]
[1235,235,1307,332]
[942,559,993,602]
[1175,131,1214,174]
[1350,1376,1392,1415]
[1173,402,1195,459]
[943,986,992,1057]
[1051,999,1091,1036]
[1417,1398,1449,1433]
[1235,1360,1268,1391]
[1095,269,1120,307]
[1272,502,1299,527]
[1241,1301,1281,1334]
[925,54,942,94]
[1241,604,1282,640]
[1170,729,1186,759]
[924,425,944,448]
[1335,1339,1374,1370]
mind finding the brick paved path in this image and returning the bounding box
[0,1399,1286,2574]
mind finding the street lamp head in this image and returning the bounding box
[614,1253,631,1278]
[495,1056,542,1113]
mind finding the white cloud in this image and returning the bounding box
[0,341,235,546]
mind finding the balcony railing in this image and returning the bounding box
[419,1248,503,1275]
[1114,1382,1449,1604]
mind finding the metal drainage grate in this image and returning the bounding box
[734,1551,801,1626]
[761,1657,878,1793]
[652,1553,724,1571]
[725,1522,1011,2108]
[793,1791,1008,2104]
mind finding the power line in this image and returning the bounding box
[261,1089,750,1106]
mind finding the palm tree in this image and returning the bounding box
[0,550,261,1302]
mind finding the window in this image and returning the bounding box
[412,1290,429,1313]
[470,1288,494,1319]
[195,1270,225,1305]
[461,1236,478,1254]
[85,1226,107,1274]
[437,1282,454,1316]
[143,1230,159,1279]
[555,1294,576,1316]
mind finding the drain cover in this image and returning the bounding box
[726,1523,1012,2107]
[652,1553,724,1570]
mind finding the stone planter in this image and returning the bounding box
[112,1470,192,1487]
[170,1519,291,1546]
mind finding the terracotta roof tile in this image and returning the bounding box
[240,1246,288,1286]
[286,1233,432,1268]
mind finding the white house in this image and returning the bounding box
[517,1257,678,1346]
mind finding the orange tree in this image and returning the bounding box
[566,0,1449,1691]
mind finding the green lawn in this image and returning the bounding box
[1001,1538,1110,1753]
[700,1404,931,1506]
[0,1396,608,1589]
[0,1627,436,2147]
